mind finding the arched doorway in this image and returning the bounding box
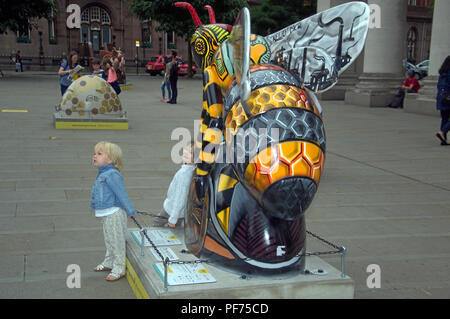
[80,6,111,52]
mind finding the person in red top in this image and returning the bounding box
[389,70,421,108]
[399,70,420,93]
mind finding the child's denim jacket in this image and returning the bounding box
[90,163,136,216]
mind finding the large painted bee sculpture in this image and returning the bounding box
[175,2,370,272]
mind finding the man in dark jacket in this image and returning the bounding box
[167,51,178,104]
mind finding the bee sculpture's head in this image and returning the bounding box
[175,2,232,70]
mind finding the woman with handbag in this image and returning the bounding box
[436,56,450,146]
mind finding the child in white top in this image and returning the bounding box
[153,141,195,228]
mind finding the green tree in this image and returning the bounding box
[129,0,248,76]
[0,0,57,34]
[250,0,317,36]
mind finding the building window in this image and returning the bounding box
[81,25,90,43]
[167,31,176,49]
[102,26,111,45]
[102,10,111,24]
[141,23,152,48]
[90,7,100,22]
[81,9,89,23]
[409,0,432,6]
[80,6,112,51]
[16,29,31,43]
[407,27,418,61]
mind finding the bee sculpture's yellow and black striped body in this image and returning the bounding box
[175,1,369,271]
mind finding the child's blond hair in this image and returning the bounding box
[95,141,123,171]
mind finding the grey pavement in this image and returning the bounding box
[0,70,449,299]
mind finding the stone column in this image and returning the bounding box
[404,0,450,117]
[345,0,408,107]
[428,0,450,77]
[316,0,364,101]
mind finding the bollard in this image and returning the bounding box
[340,246,346,278]
[163,257,169,292]
[140,230,145,257]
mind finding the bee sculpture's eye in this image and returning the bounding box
[195,38,207,56]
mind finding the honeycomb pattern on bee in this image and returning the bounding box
[244,140,324,193]
[247,84,321,117]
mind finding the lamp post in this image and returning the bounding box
[83,33,88,67]
[38,31,44,66]
[136,40,140,74]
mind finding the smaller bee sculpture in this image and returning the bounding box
[175,1,370,272]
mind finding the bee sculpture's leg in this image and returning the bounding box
[194,68,224,200]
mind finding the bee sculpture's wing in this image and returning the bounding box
[226,7,251,100]
[264,1,370,93]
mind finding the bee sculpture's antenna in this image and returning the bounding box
[204,5,216,24]
[174,2,203,27]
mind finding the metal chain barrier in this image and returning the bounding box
[131,212,347,291]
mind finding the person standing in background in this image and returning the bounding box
[58,51,79,95]
[15,50,23,72]
[167,51,178,104]
[435,56,450,146]
[161,56,171,102]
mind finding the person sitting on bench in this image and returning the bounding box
[388,70,420,109]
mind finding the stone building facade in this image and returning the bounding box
[0,0,189,69]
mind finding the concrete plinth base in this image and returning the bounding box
[125,227,354,299]
[53,112,129,130]
[120,83,133,90]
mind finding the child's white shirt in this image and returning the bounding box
[163,164,196,225]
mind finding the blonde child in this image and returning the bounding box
[153,140,196,228]
[90,142,135,281]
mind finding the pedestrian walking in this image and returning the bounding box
[160,56,171,102]
[167,51,178,104]
[435,56,450,146]
[58,51,79,95]
[91,141,136,281]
